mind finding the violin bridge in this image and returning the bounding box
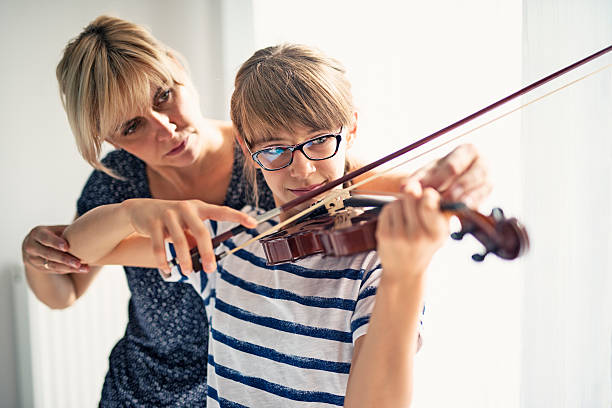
[324,190,350,215]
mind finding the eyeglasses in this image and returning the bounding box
[246,128,344,171]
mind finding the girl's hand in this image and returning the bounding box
[123,199,257,273]
[22,225,89,274]
[405,143,491,208]
[375,183,449,278]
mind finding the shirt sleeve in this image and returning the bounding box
[350,253,382,344]
[76,150,146,216]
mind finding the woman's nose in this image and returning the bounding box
[150,110,177,139]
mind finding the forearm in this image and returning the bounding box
[344,272,426,408]
[23,263,102,309]
[62,201,136,264]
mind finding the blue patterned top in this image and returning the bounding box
[77,147,274,407]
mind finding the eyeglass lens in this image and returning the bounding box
[256,135,339,170]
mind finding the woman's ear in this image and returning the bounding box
[345,111,358,149]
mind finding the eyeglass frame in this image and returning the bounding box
[244,127,344,171]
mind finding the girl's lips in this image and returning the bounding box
[166,140,186,156]
[288,183,326,196]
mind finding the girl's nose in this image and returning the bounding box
[289,150,317,178]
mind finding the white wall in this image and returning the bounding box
[0,1,225,406]
[521,0,612,406]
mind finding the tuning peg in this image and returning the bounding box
[451,224,475,240]
[471,251,488,262]
[451,230,467,240]
[491,207,505,221]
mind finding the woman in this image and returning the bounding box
[21,15,491,407]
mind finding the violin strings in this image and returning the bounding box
[217,63,611,260]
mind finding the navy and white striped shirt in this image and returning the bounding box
[165,206,383,407]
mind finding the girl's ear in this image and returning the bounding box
[233,128,257,168]
[234,129,249,156]
[345,111,358,149]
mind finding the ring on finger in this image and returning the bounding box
[43,259,50,270]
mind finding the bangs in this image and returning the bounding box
[98,50,179,141]
[233,55,353,146]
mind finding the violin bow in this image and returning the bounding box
[209,44,611,261]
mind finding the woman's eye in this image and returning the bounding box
[155,89,172,106]
[122,119,141,136]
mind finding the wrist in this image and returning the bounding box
[120,199,141,232]
[379,267,427,292]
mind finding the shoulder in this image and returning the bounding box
[100,149,145,178]
[77,150,149,216]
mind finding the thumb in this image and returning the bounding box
[400,178,423,196]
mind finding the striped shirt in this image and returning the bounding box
[164,206,383,407]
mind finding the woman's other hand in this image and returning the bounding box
[123,199,257,274]
[22,225,89,274]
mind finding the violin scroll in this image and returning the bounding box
[441,202,529,262]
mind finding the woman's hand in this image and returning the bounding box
[123,199,257,274]
[376,183,449,277]
[22,225,89,274]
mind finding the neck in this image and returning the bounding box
[148,119,235,199]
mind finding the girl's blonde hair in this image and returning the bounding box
[56,15,186,176]
[230,44,356,202]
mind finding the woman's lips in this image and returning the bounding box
[166,140,186,156]
[288,183,326,196]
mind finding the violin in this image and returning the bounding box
[259,198,529,265]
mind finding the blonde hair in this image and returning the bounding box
[56,15,186,176]
[230,44,355,202]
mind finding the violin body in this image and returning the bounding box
[260,209,379,265]
[260,200,529,266]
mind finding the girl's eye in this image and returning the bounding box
[261,147,286,158]
[309,136,329,145]
[155,89,172,107]
[122,118,141,136]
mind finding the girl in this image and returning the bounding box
[63,43,450,407]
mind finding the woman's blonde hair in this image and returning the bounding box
[230,44,356,202]
[56,15,186,176]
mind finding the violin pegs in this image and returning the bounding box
[491,207,505,221]
[451,230,468,240]
[471,251,489,262]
